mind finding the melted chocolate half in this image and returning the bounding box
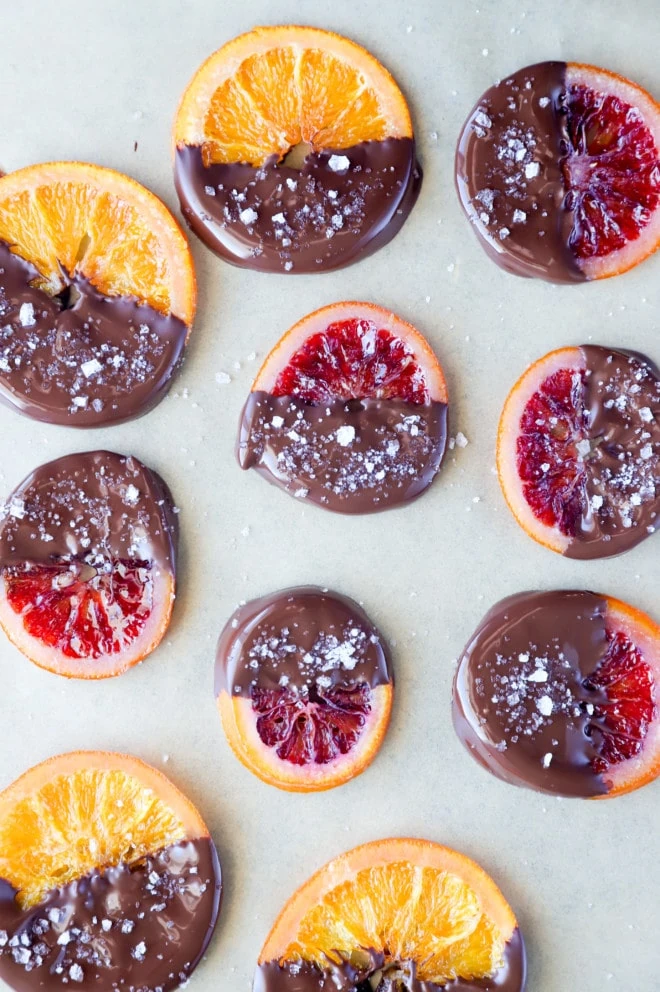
[0,242,188,426]
[254,928,525,991]
[455,61,582,282]
[452,590,630,797]
[216,586,392,699]
[174,139,421,273]
[567,345,660,558]
[237,393,447,514]
[0,838,221,992]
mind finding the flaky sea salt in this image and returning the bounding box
[69,964,84,982]
[239,207,258,226]
[81,358,103,378]
[328,154,351,173]
[336,425,356,446]
[18,302,35,327]
[524,162,540,179]
[536,695,554,716]
[542,753,553,768]
[454,432,469,448]
[124,484,140,505]
[215,371,231,385]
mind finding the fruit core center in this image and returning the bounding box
[281,141,314,168]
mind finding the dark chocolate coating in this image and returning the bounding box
[0,241,188,426]
[237,393,447,514]
[453,590,618,798]
[0,838,221,992]
[455,61,583,282]
[566,345,660,558]
[216,586,392,699]
[0,451,177,577]
[174,139,421,273]
[254,928,525,990]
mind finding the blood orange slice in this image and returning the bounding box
[238,302,448,514]
[0,451,178,678]
[456,61,660,282]
[497,344,660,559]
[0,751,221,992]
[173,26,421,273]
[0,162,195,426]
[215,587,393,792]
[453,590,660,798]
[254,838,525,990]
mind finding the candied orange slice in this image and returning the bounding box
[258,838,524,987]
[0,163,195,324]
[0,751,208,909]
[174,25,412,167]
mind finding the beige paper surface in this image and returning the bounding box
[1,1,659,988]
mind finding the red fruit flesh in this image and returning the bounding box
[587,628,656,774]
[3,558,154,659]
[564,84,660,260]
[251,682,371,765]
[516,366,588,536]
[272,318,430,405]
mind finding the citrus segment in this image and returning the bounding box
[257,838,524,989]
[0,752,207,910]
[173,27,420,273]
[0,451,178,678]
[216,587,393,792]
[239,303,448,515]
[456,60,660,282]
[453,590,660,798]
[497,345,660,559]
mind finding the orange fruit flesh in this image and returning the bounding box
[260,839,517,985]
[0,163,195,324]
[175,26,412,167]
[0,752,207,909]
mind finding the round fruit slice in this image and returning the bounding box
[497,344,660,559]
[0,751,221,992]
[0,162,195,426]
[0,450,178,678]
[254,837,525,990]
[215,587,393,792]
[237,302,448,514]
[173,25,421,273]
[455,61,660,282]
[453,590,660,798]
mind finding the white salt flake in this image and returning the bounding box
[124,484,140,505]
[81,358,103,378]
[539,96,551,107]
[575,439,591,457]
[101,920,113,932]
[132,941,147,962]
[639,407,653,422]
[526,669,548,683]
[271,415,284,428]
[454,432,469,448]
[204,185,216,196]
[215,371,231,385]
[542,753,553,768]
[512,209,527,224]
[19,303,35,327]
[640,444,653,460]
[272,212,286,224]
[239,207,258,226]
[336,425,356,447]
[536,695,554,717]
[9,498,25,519]
[524,162,540,179]
[328,154,351,173]
[591,494,604,511]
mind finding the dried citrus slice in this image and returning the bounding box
[238,302,448,514]
[497,345,660,559]
[456,61,660,282]
[0,451,178,678]
[173,26,421,273]
[0,751,221,992]
[0,162,195,426]
[254,838,525,990]
[215,587,393,792]
[453,590,660,799]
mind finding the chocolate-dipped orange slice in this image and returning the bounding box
[0,751,221,992]
[254,838,526,990]
[0,451,178,678]
[216,587,393,792]
[453,590,660,798]
[237,302,448,514]
[497,345,660,559]
[0,162,194,425]
[173,26,421,273]
[456,62,660,282]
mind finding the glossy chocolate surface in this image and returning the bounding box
[0,241,188,426]
[216,586,392,699]
[0,450,177,576]
[452,590,620,797]
[455,61,582,282]
[0,838,221,992]
[237,392,447,514]
[254,928,525,991]
[566,345,660,558]
[174,139,421,273]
